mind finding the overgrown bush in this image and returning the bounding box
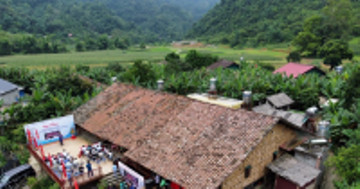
[286,51,302,62]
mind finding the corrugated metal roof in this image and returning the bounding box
[266,93,294,108]
[0,78,20,95]
[253,104,306,128]
[74,83,279,189]
[267,154,320,187]
[207,60,238,70]
[273,63,315,78]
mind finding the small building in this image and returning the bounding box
[72,83,320,189]
[0,78,24,105]
[266,93,294,109]
[273,63,325,78]
[207,59,239,70]
[267,154,321,189]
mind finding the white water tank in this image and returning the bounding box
[335,66,343,74]
[306,107,318,118]
[209,78,217,91]
[243,91,252,105]
[157,79,164,91]
[317,121,330,138]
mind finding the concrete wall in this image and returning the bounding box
[222,124,297,189]
[0,90,19,105]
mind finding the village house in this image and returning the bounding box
[72,82,319,189]
[267,154,321,189]
[0,78,24,105]
[273,63,325,78]
[207,60,240,70]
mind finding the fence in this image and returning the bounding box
[27,144,103,189]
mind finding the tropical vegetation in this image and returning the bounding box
[189,0,360,48]
[0,0,218,46]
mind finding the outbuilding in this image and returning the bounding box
[267,154,321,189]
[0,78,24,105]
[207,59,239,70]
[273,63,325,78]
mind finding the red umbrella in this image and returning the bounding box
[73,178,79,189]
[61,161,67,178]
[48,153,53,167]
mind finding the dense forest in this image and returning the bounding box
[0,0,219,43]
[188,0,360,47]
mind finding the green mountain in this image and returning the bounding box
[0,0,219,43]
[188,0,360,47]
[163,0,219,20]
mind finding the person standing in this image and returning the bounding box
[86,161,93,177]
[59,133,63,146]
[78,162,84,175]
[112,164,118,178]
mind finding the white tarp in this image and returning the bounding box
[118,161,145,189]
[24,115,75,145]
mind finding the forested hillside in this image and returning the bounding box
[188,0,360,47]
[163,0,219,20]
[0,0,218,43]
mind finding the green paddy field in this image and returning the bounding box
[0,45,292,69]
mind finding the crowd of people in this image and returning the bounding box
[42,141,114,187]
[79,142,113,163]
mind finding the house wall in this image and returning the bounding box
[222,124,296,189]
[275,176,297,189]
[0,90,19,105]
[305,69,325,77]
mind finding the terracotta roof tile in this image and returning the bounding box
[74,83,279,189]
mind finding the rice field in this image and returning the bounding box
[0,46,291,69]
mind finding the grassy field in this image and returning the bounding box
[349,37,360,61]
[0,45,293,69]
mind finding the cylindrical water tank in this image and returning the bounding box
[317,121,330,138]
[306,107,318,118]
[209,78,217,91]
[243,91,252,105]
[157,79,164,91]
[335,66,343,74]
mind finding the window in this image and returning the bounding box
[245,165,252,178]
[273,151,278,161]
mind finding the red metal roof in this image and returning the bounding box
[273,63,315,78]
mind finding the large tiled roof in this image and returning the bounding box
[74,83,278,189]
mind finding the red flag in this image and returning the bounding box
[62,161,67,178]
[33,138,38,149]
[35,129,40,139]
[48,153,53,167]
[27,129,32,145]
[73,178,79,189]
[40,145,45,160]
